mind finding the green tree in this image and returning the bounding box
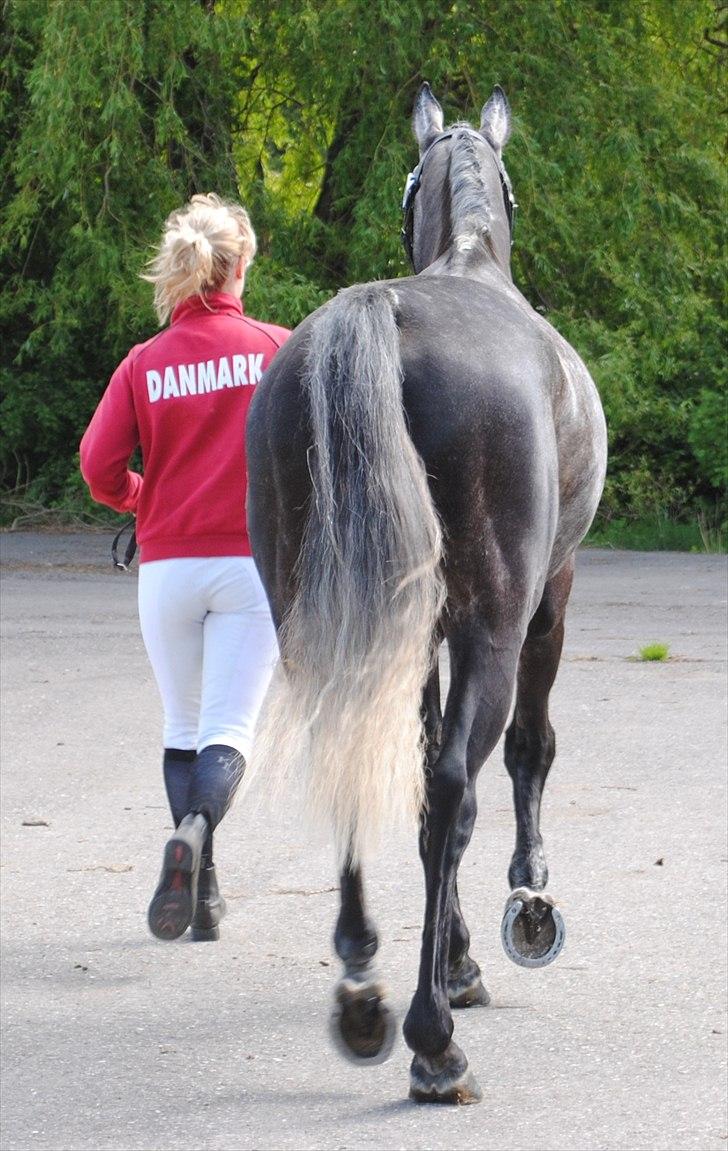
[1,0,244,497]
[1,0,725,535]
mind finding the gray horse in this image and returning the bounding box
[246,82,607,1104]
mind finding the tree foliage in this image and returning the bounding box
[1,0,725,527]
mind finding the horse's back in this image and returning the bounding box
[248,272,605,626]
[395,275,557,473]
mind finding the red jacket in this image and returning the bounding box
[80,292,290,562]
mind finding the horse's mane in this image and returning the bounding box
[447,123,493,244]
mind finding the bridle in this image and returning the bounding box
[401,127,517,271]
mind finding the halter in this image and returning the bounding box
[401,127,517,271]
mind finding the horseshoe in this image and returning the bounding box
[500,888,566,969]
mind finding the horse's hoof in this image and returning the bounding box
[449,979,490,1009]
[447,957,491,1008]
[500,887,565,968]
[409,1043,482,1105]
[329,975,397,1065]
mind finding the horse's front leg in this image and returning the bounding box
[329,860,396,1065]
[447,832,490,1007]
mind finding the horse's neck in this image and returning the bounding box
[421,241,512,284]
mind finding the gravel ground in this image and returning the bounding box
[1,532,726,1151]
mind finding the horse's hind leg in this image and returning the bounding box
[405,625,520,1103]
[422,663,488,1008]
[329,860,396,1065]
[501,557,573,966]
[505,557,573,889]
[416,658,486,1008]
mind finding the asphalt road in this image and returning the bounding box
[1,532,726,1151]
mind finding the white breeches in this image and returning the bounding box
[138,556,278,761]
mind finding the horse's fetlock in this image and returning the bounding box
[403,989,454,1057]
[509,843,548,891]
[448,923,471,966]
[334,922,378,967]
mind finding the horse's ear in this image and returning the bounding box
[480,85,511,154]
[412,82,444,154]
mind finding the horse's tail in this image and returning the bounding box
[255,284,444,866]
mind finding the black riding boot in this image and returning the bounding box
[147,811,209,940]
[191,862,227,942]
[149,748,210,941]
[186,744,246,831]
[162,747,196,826]
[148,745,244,942]
[187,744,244,941]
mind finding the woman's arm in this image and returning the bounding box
[80,356,143,513]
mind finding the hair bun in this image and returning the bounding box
[175,222,213,256]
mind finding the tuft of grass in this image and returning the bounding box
[697,509,728,554]
[637,643,670,662]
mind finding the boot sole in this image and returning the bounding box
[148,839,197,940]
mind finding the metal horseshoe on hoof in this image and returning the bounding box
[329,985,398,1066]
[500,888,566,969]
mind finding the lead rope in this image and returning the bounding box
[111,519,137,571]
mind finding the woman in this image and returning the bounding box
[80,194,289,942]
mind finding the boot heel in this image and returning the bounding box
[163,837,195,875]
[190,862,226,941]
[191,924,220,942]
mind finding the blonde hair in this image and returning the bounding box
[142,193,257,325]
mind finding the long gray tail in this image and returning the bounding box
[254,284,444,865]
